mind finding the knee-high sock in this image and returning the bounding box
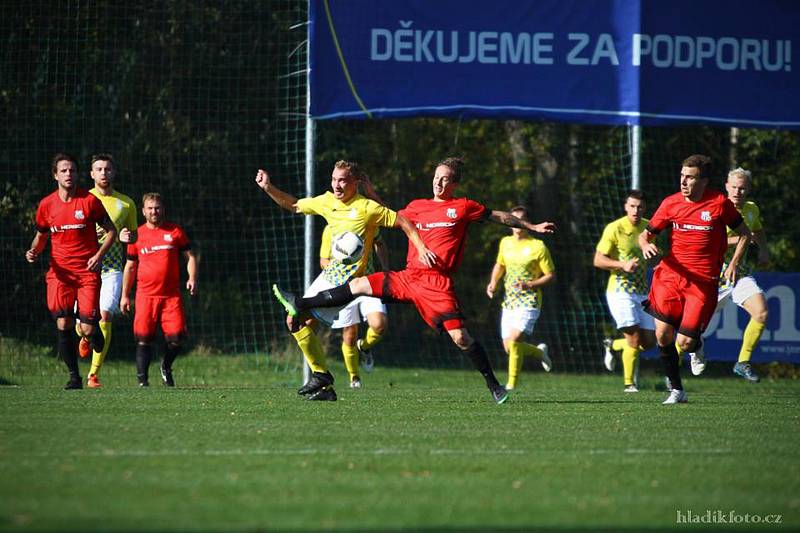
[513,341,544,360]
[291,326,327,373]
[622,345,640,386]
[298,284,354,311]
[739,319,766,363]
[341,342,359,380]
[57,329,79,378]
[660,343,682,391]
[506,343,522,389]
[136,343,153,382]
[464,342,500,389]
[163,343,181,370]
[90,321,111,376]
[612,338,627,352]
[360,326,383,351]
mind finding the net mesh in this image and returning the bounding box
[2,2,798,384]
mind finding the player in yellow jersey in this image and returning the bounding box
[77,154,138,388]
[319,216,388,388]
[256,160,435,401]
[688,168,769,382]
[486,206,555,390]
[594,190,656,392]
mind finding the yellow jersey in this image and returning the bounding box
[90,188,138,274]
[496,235,555,310]
[721,201,763,287]
[297,192,396,285]
[596,216,649,295]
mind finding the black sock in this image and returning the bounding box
[57,329,79,377]
[136,344,153,382]
[463,342,501,389]
[163,343,181,370]
[298,284,354,310]
[660,343,683,391]
[90,326,105,354]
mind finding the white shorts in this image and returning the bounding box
[99,271,123,314]
[500,308,540,339]
[605,291,655,331]
[306,274,386,329]
[717,275,763,309]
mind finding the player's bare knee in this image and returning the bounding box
[753,308,768,323]
[366,313,386,334]
[342,326,358,345]
[677,338,696,353]
[449,329,474,350]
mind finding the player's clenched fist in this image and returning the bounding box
[255,169,271,191]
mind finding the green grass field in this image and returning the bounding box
[1,350,799,532]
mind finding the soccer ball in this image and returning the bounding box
[331,231,364,265]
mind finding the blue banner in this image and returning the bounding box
[309,0,800,128]
[702,273,800,364]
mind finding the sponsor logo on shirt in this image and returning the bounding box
[141,244,174,254]
[51,223,87,232]
[416,221,456,231]
[74,210,85,220]
[673,222,712,232]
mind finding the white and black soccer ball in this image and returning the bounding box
[331,231,364,265]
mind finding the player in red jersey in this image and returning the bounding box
[639,154,751,405]
[120,193,198,387]
[274,157,556,404]
[26,153,118,389]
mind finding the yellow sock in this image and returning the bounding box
[342,342,359,380]
[90,321,112,376]
[515,341,544,360]
[360,326,383,351]
[739,319,766,363]
[621,344,639,386]
[612,338,627,352]
[291,326,327,373]
[507,342,522,389]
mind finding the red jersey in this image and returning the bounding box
[35,188,109,272]
[399,197,488,275]
[647,188,743,283]
[127,222,191,297]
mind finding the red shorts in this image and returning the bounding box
[366,269,464,332]
[644,264,718,339]
[133,295,186,342]
[45,266,100,324]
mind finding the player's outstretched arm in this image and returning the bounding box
[488,210,556,233]
[25,231,49,263]
[255,169,300,213]
[394,214,437,267]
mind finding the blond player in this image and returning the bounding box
[594,190,656,392]
[486,206,555,390]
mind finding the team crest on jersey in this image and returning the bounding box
[74,210,84,220]
[446,208,457,219]
[349,208,357,219]
[163,234,173,242]
[700,211,712,222]
[116,199,124,210]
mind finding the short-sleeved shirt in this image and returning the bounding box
[647,189,743,283]
[398,197,488,275]
[496,235,555,310]
[126,222,191,297]
[720,201,763,286]
[320,224,382,275]
[90,188,138,274]
[297,192,397,285]
[35,188,109,273]
[596,216,650,295]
